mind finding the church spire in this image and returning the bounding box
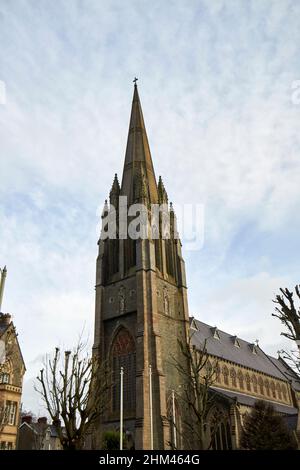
[120,82,158,204]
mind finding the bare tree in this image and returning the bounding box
[35,341,111,450]
[171,336,220,450]
[272,286,300,372]
[272,286,300,347]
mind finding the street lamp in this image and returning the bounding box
[120,366,124,450]
[149,364,153,450]
[171,389,177,449]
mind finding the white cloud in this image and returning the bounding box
[0,0,300,413]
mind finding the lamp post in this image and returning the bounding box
[120,366,124,450]
[149,364,153,450]
[171,389,177,449]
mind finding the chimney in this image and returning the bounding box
[38,417,47,425]
[22,415,33,424]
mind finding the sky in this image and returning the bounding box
[0,0,300,415]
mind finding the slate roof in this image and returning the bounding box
[211,386,298,416]
[267,355,300,392]
[24,422,65,438]
[190,318,287,381]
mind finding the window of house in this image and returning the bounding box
[0,441,13,450]
[0,373,10,384]
[5,401,17,426]
[111,328,136,413]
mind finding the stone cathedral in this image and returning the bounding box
[92,84,300,450]
[92,83,190,450]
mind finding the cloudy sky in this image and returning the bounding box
[0,0,300,414]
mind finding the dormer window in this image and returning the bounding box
[250,344,257,354]
[190,318,198,331]
[232,336,240,348]
[211,327,220,340]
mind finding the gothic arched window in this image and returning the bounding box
[276,383,282,400]
[215,365,221,383]
[223,366,229,385]
[111,328,136,413]
[230,368,237,387]
[252,375,258,393]
[124,239,136,272]
[270,381,276,398]
[211,414,232,450]
[282,384,287,401]
[245,373,251,392]
[264,379,270,396]
[238,371,244,390]
[166,239,175,277]
[258,376,264,395]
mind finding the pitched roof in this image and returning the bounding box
[211,386,298,416]
[190,318,287,380]
[267,355,300,392]
[26,422,65,438]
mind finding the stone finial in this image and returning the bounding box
[101,199,109,219]
[109,173,120,206]
[158,176,168,204]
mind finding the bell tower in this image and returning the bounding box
[93,83,190,449]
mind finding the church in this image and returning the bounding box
[92,83,300,450]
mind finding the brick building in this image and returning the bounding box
[18,416,63,450]
[0,312,25,450]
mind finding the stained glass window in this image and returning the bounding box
[111,329,136,413]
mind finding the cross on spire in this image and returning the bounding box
[133,77,138,85]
